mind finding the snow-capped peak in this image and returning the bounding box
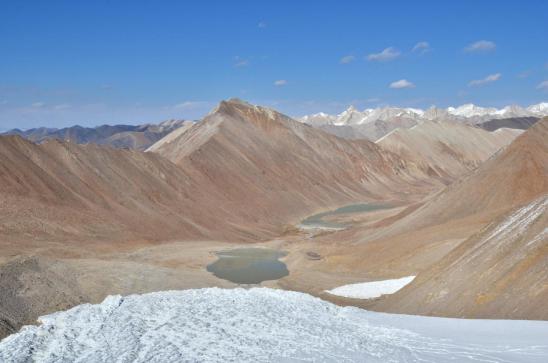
[494,105,531,118]
[528,102,548,115]
[404,108,424,116]
[447,103,498,117]
[298,101,547,127]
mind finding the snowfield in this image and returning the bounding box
[1,288,548,362]
[326,276,416,299]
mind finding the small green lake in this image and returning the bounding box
[299,203,392,230]
[206,248,289,284]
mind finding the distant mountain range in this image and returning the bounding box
[3,120,193,151]
[299,102,547,141]
[5,102,545,149]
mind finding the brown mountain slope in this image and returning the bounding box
[360,118,548,318]
[411,117,546,224]
[0,99,440,246]
[367,117,548,243]
[376,120,522,183]
[284,120,534,285]
[381,195,547,319]
[1,131,328,245]
[0,135,210,244]
[148,99,440,232]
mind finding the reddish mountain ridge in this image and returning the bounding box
[148,99,443,231]
[0,99,437,245]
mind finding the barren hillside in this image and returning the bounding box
[381,195,547,319]
[148,99,441,231]
[377,120,521,183]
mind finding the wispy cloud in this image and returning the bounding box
[464,40,496,53]
[274,80,287,86]
[53,104,71,110]
[258,21,267,28]
[412,41,430,53]
[389,79,415,89]
[468,73,501,86]
[233,56,249,67]
[339,55,356,64]
[367,47,400,62]
[537,80,548,90]
[174,101,209,109]
[100,84,113,90]
[517,70,531,79]
[365,97,381,103]
[31,102,45,108]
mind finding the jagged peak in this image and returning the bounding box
[209,98,287,124]
[224,97,252,106]
[300,101,548,127]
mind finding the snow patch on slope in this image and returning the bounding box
[326,276,416,299]
[2,288,547,362]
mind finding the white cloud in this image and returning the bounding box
[339,55,356,64]
[367,47,400,62]
[537,80,548,90]
[389,79,415,89]
[53,104,71,110]
[468,73,501,86]
[31,102,45,108]
[274,80,287,86]
[258,21,267,28]
[174,101,208,109]
[234,57,249,67]
[464,40,496,53]
[233,56,250,67]
[412,41,430,53]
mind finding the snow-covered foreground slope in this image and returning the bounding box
[1,288,547,362]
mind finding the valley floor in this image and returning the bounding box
[0,201,494,339]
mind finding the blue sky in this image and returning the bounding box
[1,0,547,129]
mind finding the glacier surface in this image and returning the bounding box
[1,288,547,362]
